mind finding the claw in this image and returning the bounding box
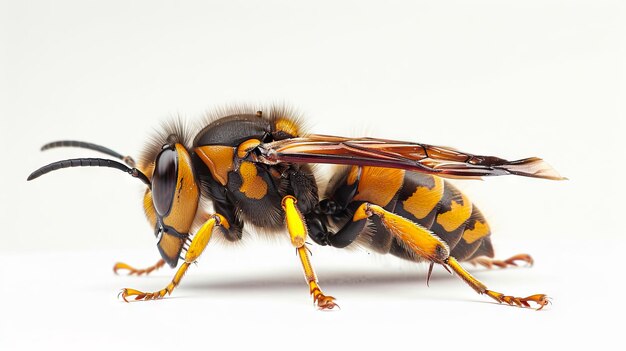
[314,294,339,310]
[309,283,339,310]
[486,290,549,310]
[119,288,167,302]
[522,294,550,311]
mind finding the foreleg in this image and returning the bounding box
[120,214,228,301]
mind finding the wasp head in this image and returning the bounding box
[28,121,201,268]
[143,140,200,267]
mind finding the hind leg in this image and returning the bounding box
[113,259,166,276]
[353,202,549,310]
[470,253,534,269]
[447,257,548,309]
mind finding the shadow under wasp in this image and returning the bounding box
[28,106,564,310]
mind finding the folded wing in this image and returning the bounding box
[257,134,565,180]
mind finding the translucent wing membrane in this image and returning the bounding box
[258,134,565,180]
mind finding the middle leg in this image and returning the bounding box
[282,196,337,310]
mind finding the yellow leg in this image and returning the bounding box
[113,259,166,276]
[120,214,228,302]
[282,196,337,310]
[354,202,549,310]
[353,202,449,263]
[447,257,549,310]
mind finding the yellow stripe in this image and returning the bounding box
[402,176,444,219]
[462,220,490,244]
[436,192,472,232]
[354,166,405,207]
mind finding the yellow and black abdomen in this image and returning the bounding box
[396,171,494,261]
[325,166,494,262]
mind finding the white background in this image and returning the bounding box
[1,0,624,350]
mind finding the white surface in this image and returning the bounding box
[0,238,622,350]
[1,0,625,350]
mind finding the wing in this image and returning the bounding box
[257,134,565,180]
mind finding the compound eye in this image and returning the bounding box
[152,146,178,217]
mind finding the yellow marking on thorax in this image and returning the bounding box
[239,161,268,199]
[462,221,491,244]
[275,118,300,136]
[353,167,405,207]
[195,145,235,186]
[402,176,444,219]
[436,192,473,232]
[237,139,261,159]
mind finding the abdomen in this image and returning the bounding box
[329,166,495,262]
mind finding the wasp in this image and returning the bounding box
[28,106,564,310]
